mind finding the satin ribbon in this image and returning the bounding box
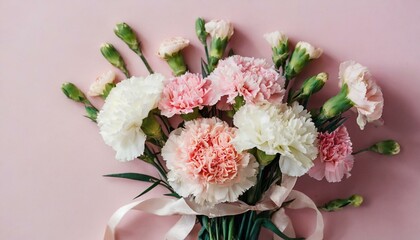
[104,175,323,240]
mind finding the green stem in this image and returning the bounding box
[352,148,369,155]
[228,216,234,240]
[238,213,247,240]
[138,53,154,74]
[204,44,210,64]
[245,211,256,239]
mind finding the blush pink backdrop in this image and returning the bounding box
[1,0,420,239]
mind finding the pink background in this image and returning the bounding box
[1,0,420,239]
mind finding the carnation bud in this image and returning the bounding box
[62,82,88,104]
[256,149,276,166]
[205,20,234,72]
[264,31,289,69]
[315,84,354,125]
[320,194,363,212]
[285,41,322,82]
[114,22,141,55]
[195,18,208,45]
[301,72,328,96]
[100,43,130,77]
[157,37,189,76]
[369,140,401,155]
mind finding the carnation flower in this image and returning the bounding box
[97,74,165,161]
[88,70,116,96]
[161,117,258,205]
[264,31,288,48]
[339,61,384,130]
[157,37,190,59]
[208,55,285,105]
[158,72,217,117]
[308,126,354,183]
[233,102,318,177]
[296,41,323,59]
[205,20,234,40]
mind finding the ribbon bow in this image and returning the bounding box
[104,176,323,240]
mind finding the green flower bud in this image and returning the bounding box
[195,18,207,45]
[285,41,322,81]
[320,194,363,212]
[316,84,354,124]
[349,194,364,207]
[114,22,141,55]
[369,140,401,155]
[61,82,88,104]
[141,111,163,140]
[256,149,276,166]
[264,31,289,69]
[301,72,328,96]
[100,43,130,77]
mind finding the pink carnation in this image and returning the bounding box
[158,72,217,117]
[339,61,384,130]
[161,117,258,205]
[308,126,354,183]
[208,55,285,106]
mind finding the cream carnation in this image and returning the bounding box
[88,70,116,96]
[264,31,288,48]
[296,41,323,59]
[158,73,217,117]
[162,117,258,205]
[97,74,165,161]
[205,20,234,40]
[157,37,190,59]
[233,102,318,177]
[208,55,285,105]
[308,126,354,183]
[339,61,384,130]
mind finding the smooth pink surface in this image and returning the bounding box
[1,1,420,239]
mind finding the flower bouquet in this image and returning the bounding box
[62,18,400,240]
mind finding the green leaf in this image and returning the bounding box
[260,218,304,240]
[201,58,209,77]
[104,173,160,183]
[163,192,181,198]
[133,181,161,199]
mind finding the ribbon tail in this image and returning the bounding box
[286,190,324,240]
[165,215,196,240]
[272,208,296,240]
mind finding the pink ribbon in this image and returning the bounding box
[104,176,324,240]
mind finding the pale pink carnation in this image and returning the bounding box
[161,117,258,205]
[208,55,285,106]
[339,61,384,130]
[308,126,354,183]
[158,72,217,117]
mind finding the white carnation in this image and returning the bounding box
[157,37,190,59]
[97,74,165,161]
[296,41,323,59]
[233,103,318,176]
[264,31,288,48]
[88,70,116,96]
[205,20,234,40]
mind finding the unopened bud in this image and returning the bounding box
[100,43,130,77]
[301,72,328,96]
[320,194,363,212]
[369,140,401,155]
[114,22,141,55]
[285,41,322,81]
[195,18,208,45]
[62,82,88,104]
